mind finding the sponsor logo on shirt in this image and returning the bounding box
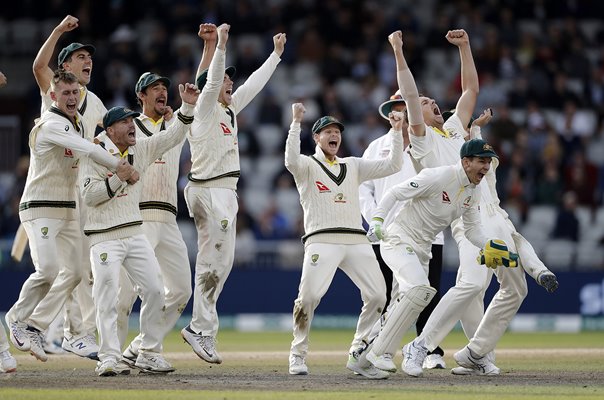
[64,148,74,158]
[316,181,331,193]
[220,122,232,135]
[410,182,419,188]
[311,254,319,265]
[442,191,451,203]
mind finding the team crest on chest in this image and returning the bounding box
[334,193,346,203]
[311,254,319,265]
[315,181,330,193]
[442,191,451,203]
[463,196,472,208]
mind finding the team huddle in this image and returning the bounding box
[0,17,558,378]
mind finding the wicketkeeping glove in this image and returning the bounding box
[367,218,385,243]
[477,239,519,269]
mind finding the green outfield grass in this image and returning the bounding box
[1,329,603,400]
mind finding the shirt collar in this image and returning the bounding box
[455,161,474,188]
[138,113,164,126]
[95,131,135,157]
[313,144,339,166]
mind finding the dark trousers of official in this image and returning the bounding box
[373,243,444,356]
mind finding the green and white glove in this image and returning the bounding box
[367,217,385,243]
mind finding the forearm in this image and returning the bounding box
[82,167,125,207]
[33,30,62,92]
[396,68,423,129]
[233,52,281,111]
[196,39,217,80]
[150,103,195,160]
[459,43,479,94]
[284,121,302,171]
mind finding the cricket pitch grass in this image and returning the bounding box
[1,330,603,400]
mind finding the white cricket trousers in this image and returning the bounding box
[0,321,10,352]
[184,186,237,337]
[7,218,82,331]
[418,208,501,352]
[116,220,192,350]
[290,242,386,357]
[90,234,165,364]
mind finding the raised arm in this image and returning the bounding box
[447,29,479,129]
[390,31,425,137]
[33,15,79,94]
[285,102,305,173]
[195,23,218,81]
[231,32,285,112]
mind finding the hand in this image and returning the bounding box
[162,106,174,121]
[217,23,230,49]
[126,170,140,185]
[472,108,493,128]
[198,23,217,42]
[273,33,287,56]
[179,82,201,105]
[446,29,469,46]
[389,110,405,131]
[477,239,517,269]
[116,160,134,182]
[57,15,79,33]
[291,103,306,123]
[367,218,385,243]
[0,71,6,88]
[388,31,403,50]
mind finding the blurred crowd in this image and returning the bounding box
[1,0,604,269]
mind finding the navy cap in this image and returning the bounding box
[58,43,96,66]
[135,72,171,94]
[460,138,498,159]
[312,116,345,134]
[103,107,140,129]
[195,66,236,89]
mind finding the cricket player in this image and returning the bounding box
[80,82,199,376]
[0,70,17,373]
[5,70,124,362]
[384,30,558,377]
[181,23,285,364]
[286,102,403,379]
[359,92,446,372]
[119,24,217,362]
[30,14,106,356]
[361,138,516,378]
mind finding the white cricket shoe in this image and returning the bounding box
[43,339,66,355]
[401,338,428,377]
[95,359,132,377]
[346,350,390,379]
[135,352,175,373]
[8,321,30,351]
[537,271,559,293]
[366,350,397,373]
[453,346,500,375]
[288,354,308,375]
[62,334,99,360]
[27,328,48,362]
[122,344,138,367]
[0,350,17,373]
[423,353,446,369]
[181,325,222,364]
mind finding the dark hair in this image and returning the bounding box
[51,69,79,89]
